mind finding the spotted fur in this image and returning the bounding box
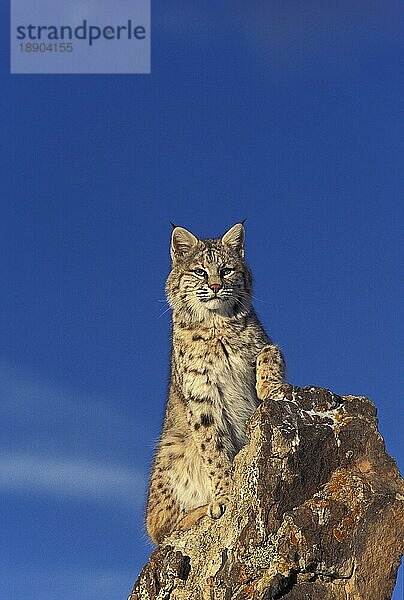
[145,223,286,543]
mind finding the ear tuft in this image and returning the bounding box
[221,223,245,256]
[170,227,199,260]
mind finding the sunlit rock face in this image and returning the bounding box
[129,386,403,600]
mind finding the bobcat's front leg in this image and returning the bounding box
[186,398,231,519]
[256,344,287,400]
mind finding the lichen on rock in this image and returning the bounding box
[129,387,404,600]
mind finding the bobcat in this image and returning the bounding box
[146,223,286,543]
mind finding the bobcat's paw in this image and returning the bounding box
[208,501,227,520]
[177,505,208,531]
[256,344,286,401]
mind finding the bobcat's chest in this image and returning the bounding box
[182,333,259,453]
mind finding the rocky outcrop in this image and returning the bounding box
[129,387,403,599]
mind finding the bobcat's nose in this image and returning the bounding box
[209,283,222,294]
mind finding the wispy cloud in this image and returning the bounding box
[0,564,135,600]
[0,452,145,507]
[0,362,151,454]
[0,363,148,508]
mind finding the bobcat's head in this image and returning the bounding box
[166,223,252,320]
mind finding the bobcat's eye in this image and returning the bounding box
[220,267,234,277]
[192,268,207,278]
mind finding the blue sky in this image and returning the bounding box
[1,2,403,599]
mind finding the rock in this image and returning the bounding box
[129,387,404,600]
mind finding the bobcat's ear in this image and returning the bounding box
[170,226,199,260]
[221,223,245,257]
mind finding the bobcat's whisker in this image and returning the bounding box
[157,305,172,319]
